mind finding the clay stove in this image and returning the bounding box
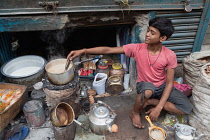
[43,76,81,118]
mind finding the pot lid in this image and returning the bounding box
[98,59,108,67]
[180,127,192,136]
[112,63,122,70]
[94,106,110,118]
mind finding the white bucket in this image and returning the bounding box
[93,73,107,95]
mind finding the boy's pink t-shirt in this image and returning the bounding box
[123,43,177,87]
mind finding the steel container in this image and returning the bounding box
[50,102,74,127]
[1,55,46,89]
[174,123,203,140]
[45,59,74,85]
[89,101,117,135]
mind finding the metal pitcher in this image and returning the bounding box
[174,123,203,140]
[88,101,118,135]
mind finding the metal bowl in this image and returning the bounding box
[0,55,46,88]
[1,55,46,78]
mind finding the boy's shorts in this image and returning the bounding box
[136,81,192,114]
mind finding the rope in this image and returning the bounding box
[119,0,131,20]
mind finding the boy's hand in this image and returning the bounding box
[67,49,85,60]
[146,107,161,121]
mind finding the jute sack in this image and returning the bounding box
[182,50,210,88]
[189,63,210,139]
[189,112,210,140]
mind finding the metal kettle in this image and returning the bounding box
[88,101,118,135]
[174,123,203,140]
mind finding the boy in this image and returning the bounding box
[67,17,192,128]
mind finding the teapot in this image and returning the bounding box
[88,101,118,135]
[174,123,203,140]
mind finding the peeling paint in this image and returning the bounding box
[134,14,149,43]
[100,16,120,22]
[68,23,86,27]
[60,15,70,28]
[88,16,97,22]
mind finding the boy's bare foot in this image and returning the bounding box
[129,111,145,128]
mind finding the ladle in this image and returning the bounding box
[64,55,103,72]
[64,58,71,71]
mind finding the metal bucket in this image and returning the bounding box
[23,100,46,127]
[53,122,77,140]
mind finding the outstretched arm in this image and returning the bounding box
[67,46,125,60]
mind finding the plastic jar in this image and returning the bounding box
[96,60,109,76]
[110,63,124,81]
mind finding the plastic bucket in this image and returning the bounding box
[23,100,46,127]
[93,73,107,95]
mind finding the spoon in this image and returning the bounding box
[64,58,71,71]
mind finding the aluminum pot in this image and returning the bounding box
[45,59,74,85]
[50,102,74,127]
[1,55,46,89]
[50,102,90,131]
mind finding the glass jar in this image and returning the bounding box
[96,60,109,76]
[110,63,124,81]
[106,76,124,95]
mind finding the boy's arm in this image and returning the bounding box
[147,68,175,121]
[67,46,125,60]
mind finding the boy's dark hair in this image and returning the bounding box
[149,17,174,40]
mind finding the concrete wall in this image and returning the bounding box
[201,22,210,51]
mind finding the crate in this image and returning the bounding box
[0,83,28,132]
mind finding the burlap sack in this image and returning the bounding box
[183,50,210,87]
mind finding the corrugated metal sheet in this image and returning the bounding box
[0,32,16,81]
[155,10,201,62]
[0,0,204,16]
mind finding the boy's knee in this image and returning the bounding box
[144,89,153,99]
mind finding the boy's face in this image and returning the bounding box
[145,26,166,45]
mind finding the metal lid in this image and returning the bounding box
[180,127,192,136]
[23,100,43,112]
[99,59,108,66]
[109,76,121,83]
[112,63,122,70]
[94,106,110,118]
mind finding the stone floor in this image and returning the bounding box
[1,92,181,140]
[1,79,181,140]
[74,94,176,140]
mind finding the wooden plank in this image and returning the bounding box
[0,0,204,9]
[0,12,137,32]
[0,0,204,16]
